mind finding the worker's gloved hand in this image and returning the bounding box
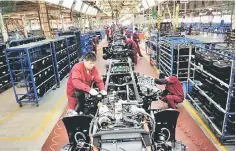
[65,109,78,117]
[100,90,107,96]
[89,89,99,96]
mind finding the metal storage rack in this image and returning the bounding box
[60,35,77,70]
[9,36,45,47]
[5,41,57,107]
[159,37,202,81]
[0,43,11,93]
[81,33,93,55]
[61,30,82,58]
[186,43,235,144]
[44,38,68,87]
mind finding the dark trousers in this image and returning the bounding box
[161,95,184,109]
[134,41,142,56]
[74,90,86,113]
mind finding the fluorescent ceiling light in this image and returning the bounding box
[142,0,149,9]
[45,0,60,5]
[62,0,74,9]
[94,9,98,15]
[81,3,89,13]
[86,6,92,15]
[74,0,83,12]
[146,0,156,7]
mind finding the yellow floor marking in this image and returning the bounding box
[0,95,66,140]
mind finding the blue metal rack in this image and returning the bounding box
[0,43,11,93]
[43,38,68,87]
[9,36,45,47]
[186,43,235,144]
[5,41,57,107]
[159,36,202,81]
[61,30,82,59]
[60,35,77,70]
[80,33,93,55]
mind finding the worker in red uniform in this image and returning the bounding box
[132,28,143,57]
[125,28,131,38]
[92,35,98,54]
[123,36,138,65]
[154,72,184,109]
[105,27,109,41]
[66,52,107,112]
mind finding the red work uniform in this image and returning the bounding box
[160,76,184,109]
[66,62,105,109]
[132,31,142,56]
[124,38,138,64]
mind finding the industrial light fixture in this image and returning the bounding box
[81,3,89,13]
[146,0,156,7]
[61,0,74,9]
[74,0,83,12]
[141,0,149,9]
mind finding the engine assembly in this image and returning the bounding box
[60,27,186,151]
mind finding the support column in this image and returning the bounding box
[175,3,179,30]
[21,15,28,37]
[157,2,162,31]
[0,12,8,42]
[38,1,51,38]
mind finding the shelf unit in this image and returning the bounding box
[61,30,82,59]
[60,35,77,70]
[159,37,202,81]
[186,44,235,144]
[9,36,45,47]
[44,38,68,87]
[0,43,11,93]
[81,33,93,55]
[5,41,57,107]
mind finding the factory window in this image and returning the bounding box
[187,4,189,9]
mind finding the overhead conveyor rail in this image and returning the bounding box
[186,43,235,144]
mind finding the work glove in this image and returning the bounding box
[100,90,107,96]
[89,88,99,96]
[66,109,78,117]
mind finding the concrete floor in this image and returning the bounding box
[0,78,68,151]
[0,35,234,151]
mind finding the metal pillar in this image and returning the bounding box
[38,1,51,38]
[21,15,28,37]
[0,12,8,42]
[175,3,179,30]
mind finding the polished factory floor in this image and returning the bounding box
[0,36,233,151]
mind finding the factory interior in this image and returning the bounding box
[0,0,235,151]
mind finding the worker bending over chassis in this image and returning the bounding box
[123,36,138,65]
[155,73,184,109]
[66,52,107,113]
